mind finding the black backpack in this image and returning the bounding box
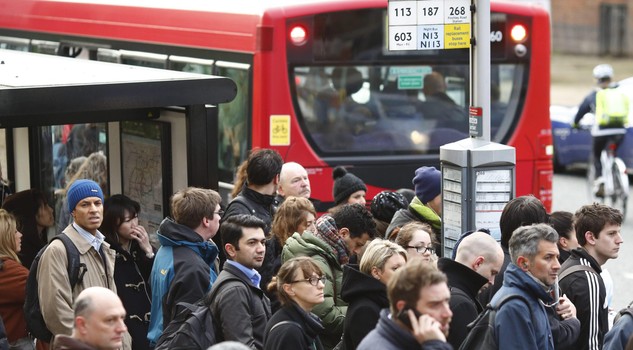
[23,233,87,342]
[154,301,216,350]
[458,294,531,350]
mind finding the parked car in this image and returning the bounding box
[550,80,633,173]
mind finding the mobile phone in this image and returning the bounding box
[396,307,422,330]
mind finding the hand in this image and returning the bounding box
[556,294,577,319]
[409,311,446,344]
[130,225,153,256]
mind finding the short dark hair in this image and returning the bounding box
[331,203,377,239]
[499,195,548,248]
[246,149,283,186]
[574,203,623,246]
[549,211,574,240]
[101,194,141,244]
[220,214,266,256]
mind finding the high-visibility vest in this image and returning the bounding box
[596,88,629,127]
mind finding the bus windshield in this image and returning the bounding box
[293,63,525,156]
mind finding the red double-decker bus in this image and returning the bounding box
[0,0,553,210]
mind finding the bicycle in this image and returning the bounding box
[587,128,629,218]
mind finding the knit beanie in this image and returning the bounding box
[332,166,367,205]
[412,166,441,204]
[67,179,104,212]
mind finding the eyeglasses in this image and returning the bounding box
[290,276,326,286]
[213,210,224,217]
[406,245,435,254]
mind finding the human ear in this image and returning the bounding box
[371,266,382,280]
[338,227,350,239]
[224,243,236,258]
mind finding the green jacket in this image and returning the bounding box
[282,232,347,350]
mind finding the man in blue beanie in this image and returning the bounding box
[37,179,131,348]
[385,166,442,240]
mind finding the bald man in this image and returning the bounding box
[437,231,504,349]
[276,162,311,202]
[50,287,128,350]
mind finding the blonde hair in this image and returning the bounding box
[65,151,108,195]
[0,209,20,262]
[359,239,407,275]
[231,160,248,199]
[271,196,316,245]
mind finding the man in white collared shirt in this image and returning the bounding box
[209,214,272,350]
[38,179,130,349]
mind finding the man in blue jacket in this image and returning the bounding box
[492,223,560,350]
[147,187,222,346]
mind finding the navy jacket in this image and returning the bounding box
[492,263,555,350]
[357,309,453,350]
[147,218,219,345]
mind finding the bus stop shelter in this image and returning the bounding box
[0,48,236,192]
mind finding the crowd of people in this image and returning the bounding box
[0,146,630,350]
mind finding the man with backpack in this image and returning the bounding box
[147,187,222,346]
[35,180,130,348]
[490,224,560,350]
[559,203,624,350]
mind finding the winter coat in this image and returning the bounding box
[357,309,453,350]
[558,248,608,350]
[492,263,555,350]
[478,244,510,305]
[385,197,441,240]
[51,335,98,350]
[263,303,324,350]
[107,239,154,350]
[548,304,581,350]
[340,264,388,350]
[282,232,346,350]
[0,258,28,343]
[436,258,487,349]
[37,225,118,339]
[210,262,272,349]
[147,218,219,345]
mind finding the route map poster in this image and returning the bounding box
[120,120,171,243]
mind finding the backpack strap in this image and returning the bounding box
[53,233,87,289]
[269,320,302,333]
[558,264,596,282]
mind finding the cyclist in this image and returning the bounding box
[573,64,629,196]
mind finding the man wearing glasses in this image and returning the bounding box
[147,187,222,346]
[210,214,272,349]
[437,231,504,349]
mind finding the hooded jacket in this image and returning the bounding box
[340,264,388,350]
[146,218,219,345]
[437,257,487,349]
[492,263,555,350]
[385,197,441,240]
[558,248,607,350]
[282,232,347,350]
[264,302,324,350]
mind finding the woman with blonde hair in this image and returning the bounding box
[263,196,317,312]
[264,257,325,350]
[395,221,437,263]
[0,209,39,350]
[340,239,407,350]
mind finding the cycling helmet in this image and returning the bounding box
[370,191,408,223]
[593,64,614,80]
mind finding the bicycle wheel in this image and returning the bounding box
[587,154,598,202]
[612,162,628,219]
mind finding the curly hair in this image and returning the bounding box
[331,203,377,239]
[271,196,316,246]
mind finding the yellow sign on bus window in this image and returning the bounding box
[270,115,290,146]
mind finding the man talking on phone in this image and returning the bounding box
[357,259,452,350]
[491,224,561,350]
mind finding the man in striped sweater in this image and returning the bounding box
[559,203,624,350]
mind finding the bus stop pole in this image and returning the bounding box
[471,0,491,142]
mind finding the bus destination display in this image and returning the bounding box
[388,0,471,51]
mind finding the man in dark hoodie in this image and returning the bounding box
[146,187,222,346]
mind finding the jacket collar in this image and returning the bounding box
[437,258,488,298]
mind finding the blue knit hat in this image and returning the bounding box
[412,166,441,204]
[67,179,104,212]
